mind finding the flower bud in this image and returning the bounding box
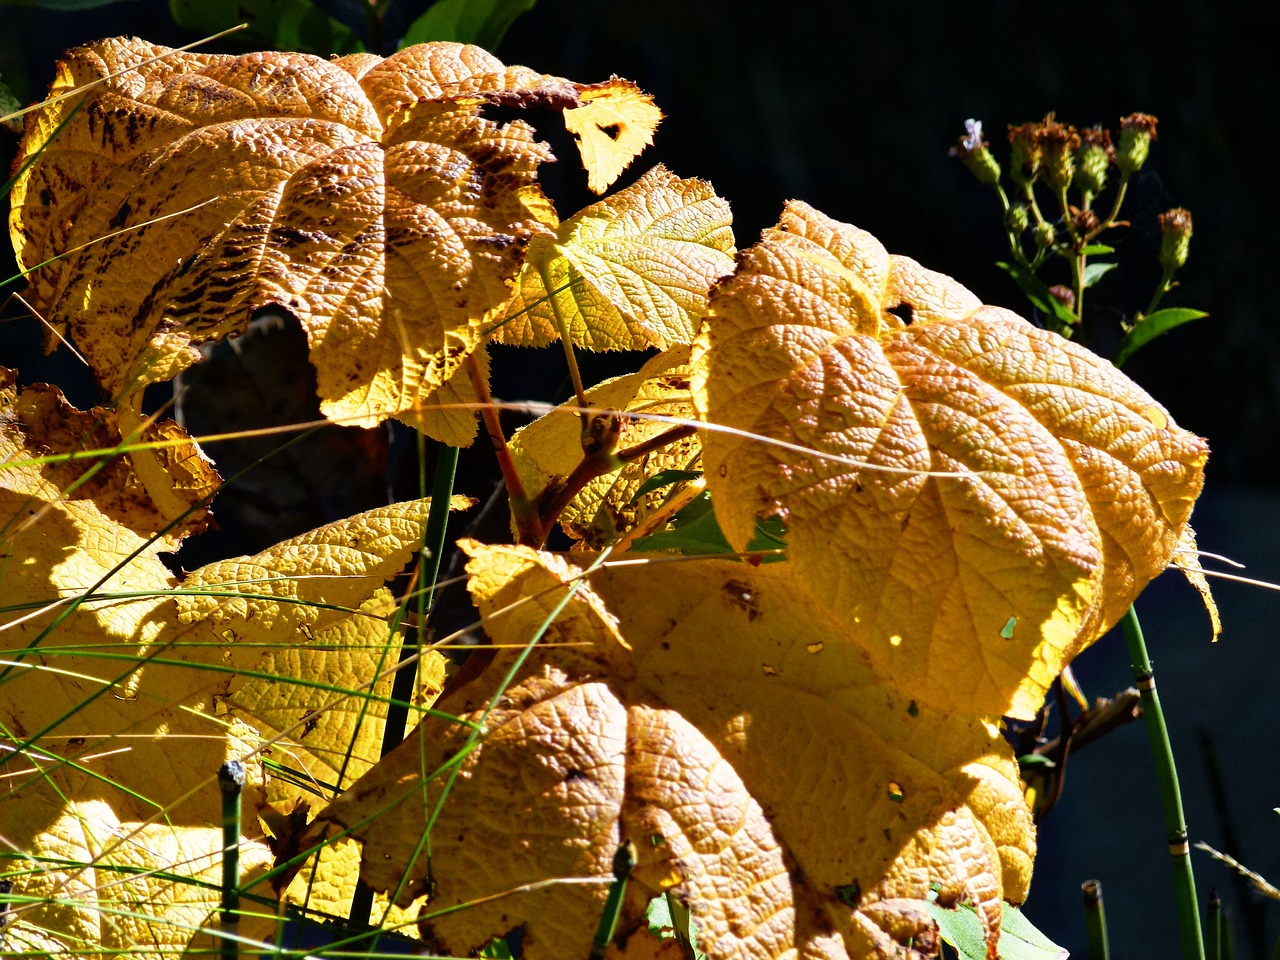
[1117,113,1158,175]
[1008,122,1042,187]
[1039,114,1080,193]
[949,118,1002,186]
[1069,206,1100,237]
[1004,203,1030,234]
[1033,221,1056,250]
[1076,126,1113,196]
[1158,207,1193,272]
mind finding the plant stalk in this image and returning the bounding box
[1082,879,1110,960]
[1122,604,1204,960]
[217,760,245,960]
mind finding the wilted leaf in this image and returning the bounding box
[493,166,733,349]
[692,203,1208,719]
[0,373,454,957]
[564,81,663,194]
[507,345,702,546]
[315,544,1033,960]
[9,39,657,429]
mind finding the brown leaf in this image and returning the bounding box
[314,544,1032,960]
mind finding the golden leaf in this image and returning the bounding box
[691,203,1208,719]
[8,39,617,427]
[564,80,664,194]
[508,345,701,546]
[493,166,734,350]
[0,373,457,957]
[314,544,1033,960]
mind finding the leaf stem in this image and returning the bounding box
[537,261,589,412]
[466,353,540,543]
[1121,604,1205,960]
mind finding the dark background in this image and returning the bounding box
[4,1,1279,956]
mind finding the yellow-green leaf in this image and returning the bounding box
[691,203,1208,719]
[492,166,734,350]
[314,544,1033,960]
[508,345,702,546]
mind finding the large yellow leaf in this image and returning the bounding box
[493,166,734,349]
[314,544,1033,960]
[508,345,702,546]
[9,40,657,431]
[691,203,1208,719]
[0,374,451,957]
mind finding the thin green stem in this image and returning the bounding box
[217,760,244,960]
[1122,605,1204,960]
[347,443,461,932]
[1082,879,1110,960]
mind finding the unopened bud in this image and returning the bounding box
[949,119,1001,186]
[1033,221,1056,250]
[1004,203,1030,234]
[1076,126,1113,196]
[1039,114,1080,193]
[1008,122,1042,187]
[1158,207,1193,272]
[1117,113,1158,175]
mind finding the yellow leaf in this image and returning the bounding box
[0,373,459,957]
[8,39,588,426]
[691,203,1208,719]
[508,346,701,546]
[1172,526,1221,642]
[563,80,664,194]
[493,166,734,350]
[314,544,1032,960]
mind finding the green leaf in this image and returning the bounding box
[1080,243,1115,255]
[644,892,707,960]
[930,902,1067,960]
[401,0,537,50]
[1112,307,1209,368]
[1082,261,1119,288]
[0,76,21,135]
[995,261,1077,330]
[629,469,703,503]
[632,492,785,559]
[167,0,364,55]
[478,934,516,959]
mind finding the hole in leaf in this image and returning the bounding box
[887,302,915,325]
[596,122,622,141]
